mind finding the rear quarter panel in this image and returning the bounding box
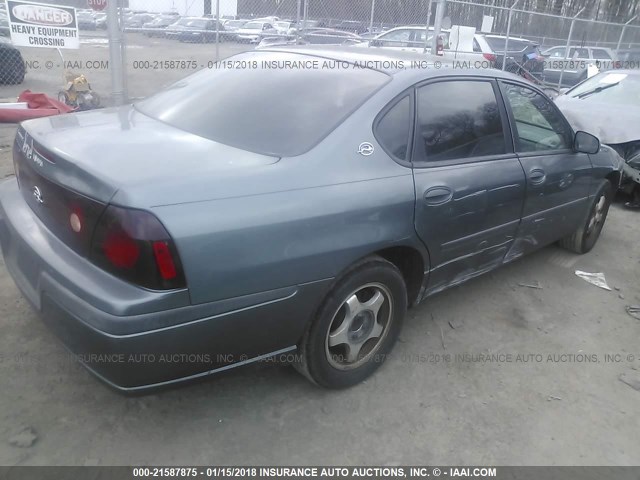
[152,92,421,305]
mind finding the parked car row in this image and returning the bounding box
[351,27,546,81]
[110,12,392,45]
[345,24,636,87]
[63,7,640,83]
[541,45,619,86]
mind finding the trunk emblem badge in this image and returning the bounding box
[33,186,44,205]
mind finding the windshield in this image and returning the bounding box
[137,52,389,157]
[243,22,263,30]
[567,72,640,105]
[226,20,245,28]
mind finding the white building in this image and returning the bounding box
[128,0,238,17]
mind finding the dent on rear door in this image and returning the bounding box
[409,79,526,296]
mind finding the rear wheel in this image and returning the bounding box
[295,256,407,388]
[559,180,613,254]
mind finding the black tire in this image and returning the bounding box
[559,180,613,254]
[295,256,407,389]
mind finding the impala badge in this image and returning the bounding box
[33,186,44,205]
[358,142,375,156]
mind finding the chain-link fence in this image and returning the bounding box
[1,0,640,104]
[0,1,27,85]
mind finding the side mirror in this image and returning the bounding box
[370,39,381,47]
[574,131,600,154]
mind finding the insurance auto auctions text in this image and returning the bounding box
[214,59,494,71]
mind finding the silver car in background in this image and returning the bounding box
[235,21,278,43]
[543,45,619,86]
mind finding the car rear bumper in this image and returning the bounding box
[0,178,330,392]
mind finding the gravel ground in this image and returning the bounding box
[0,32,640,467]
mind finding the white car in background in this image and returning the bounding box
[357,25,495,64]
[223,19,248,33]
[253,16,280,23]
[274,21,295,35]
[235,21,278,43]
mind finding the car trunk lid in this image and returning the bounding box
[14,106,280,255]
[13,127,109,257]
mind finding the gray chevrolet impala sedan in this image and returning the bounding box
[0,47,623,392]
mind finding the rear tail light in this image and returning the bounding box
[483,53,497,63]
[91,205,186,290]
[436,34,444,56]
[152,241,178,280]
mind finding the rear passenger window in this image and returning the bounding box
[376,96,411,161]
[502,83,572,152]
[570,48,589,59]
[592,49,612,60]
[547,47,566,58]
[379,29,411,47]
[413,80,506,163]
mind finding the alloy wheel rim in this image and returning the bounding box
[325,282,393,371]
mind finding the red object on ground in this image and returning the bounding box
[0,90,74,123]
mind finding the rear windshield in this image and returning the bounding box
[137,52,390,156]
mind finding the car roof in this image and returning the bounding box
[377,25,485,38]
[385,25,435,30]
[483,34,532,42]
[261,45,527,82]
[544,45,613,51]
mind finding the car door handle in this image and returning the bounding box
[424,186,453,205]
[529,168,547,186]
